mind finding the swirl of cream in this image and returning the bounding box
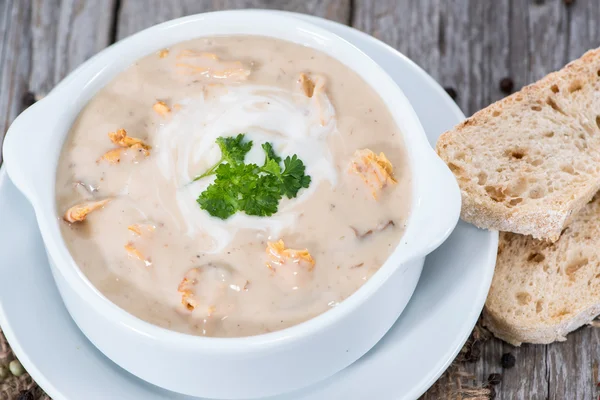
[155,84,338,252]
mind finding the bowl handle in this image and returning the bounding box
[399,151,461,263]
[2,100,54,203]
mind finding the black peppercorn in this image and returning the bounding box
[444,87,458,100]
[488,372,503,386]
[16,390,35,400]
[499,77,515,94]
[501,352,516,368]
[21,91,37,109]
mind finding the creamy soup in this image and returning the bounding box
[55,36,411,337]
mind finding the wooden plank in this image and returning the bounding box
[567,0,600,60]
[422,337,549,400]
[116,0,351,40]
[479,0,511,110]
[547,328,593,400]
[590,324,600,399]
[352,0,574,117]
[352,0,495,116]
[0,0,116,166]
[504,0,529,100]
[525,0,569,82]
[30,0,116,96]
[496,343,548,400]
[352,0,442,102]
[0,0,33,165]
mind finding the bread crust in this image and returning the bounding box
[436,47,600,241]
[483,193,600,345]
[483,303,600,346]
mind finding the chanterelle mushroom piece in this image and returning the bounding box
[98,139,150,163]
[176,50,250,81]
[178,264,245,313]
[97,147,124,164]
[128,223,156,236]
[297,72,327,97]
[108,129,151,151]
[63,198,111,223]
[296,73,330,126]
[266,239,315,271]
[178,269,201,311]
[124,242,151,267]
[266,240,315,290]
[349,149,397,199]
[129,143,151,157]
[298,73,316,98]
[152,101,171,117]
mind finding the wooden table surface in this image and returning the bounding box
[1,1,599,399]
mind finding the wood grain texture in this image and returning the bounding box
[354,1,599,399]
[352,0,579,117]
[495,343,549,400]
[0,0,116,165]
[590,325,600,399]
[567,0,600,60]
[1,0,600,398]
[116,0,351,39]
[546,328,593,400]
[30,0,116,96]
[0,0,32,165]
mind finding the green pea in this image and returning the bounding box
[9,359,25,377]
[0,365,9,381]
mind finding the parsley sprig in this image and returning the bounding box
[192,134,253,182]
[194,134,311,219]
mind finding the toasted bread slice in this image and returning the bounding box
[483,194,600,345]
[436,48,600,241]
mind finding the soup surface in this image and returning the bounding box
[56,36,411,337]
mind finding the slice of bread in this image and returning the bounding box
[436,48,600,241]
[483,194,600,345]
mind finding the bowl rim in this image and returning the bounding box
[3,9,460,351]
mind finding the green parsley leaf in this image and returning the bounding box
[239,174,282,217]
[280,155,311,198]
[261,159,282,177]
[192,134,252,181]
[197,163,257,219]
[196,136,311,219]
[259,144,311,198]
[217,134,253,164]
[261,142,282,164]
[196,183,238,220]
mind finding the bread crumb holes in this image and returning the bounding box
[535,300,543,313]
[527,252,545,263]
[568,81,583,93]
[516,292,532,305]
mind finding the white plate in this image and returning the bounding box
[0,13,497,400]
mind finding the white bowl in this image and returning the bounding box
[2,10,461,399]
